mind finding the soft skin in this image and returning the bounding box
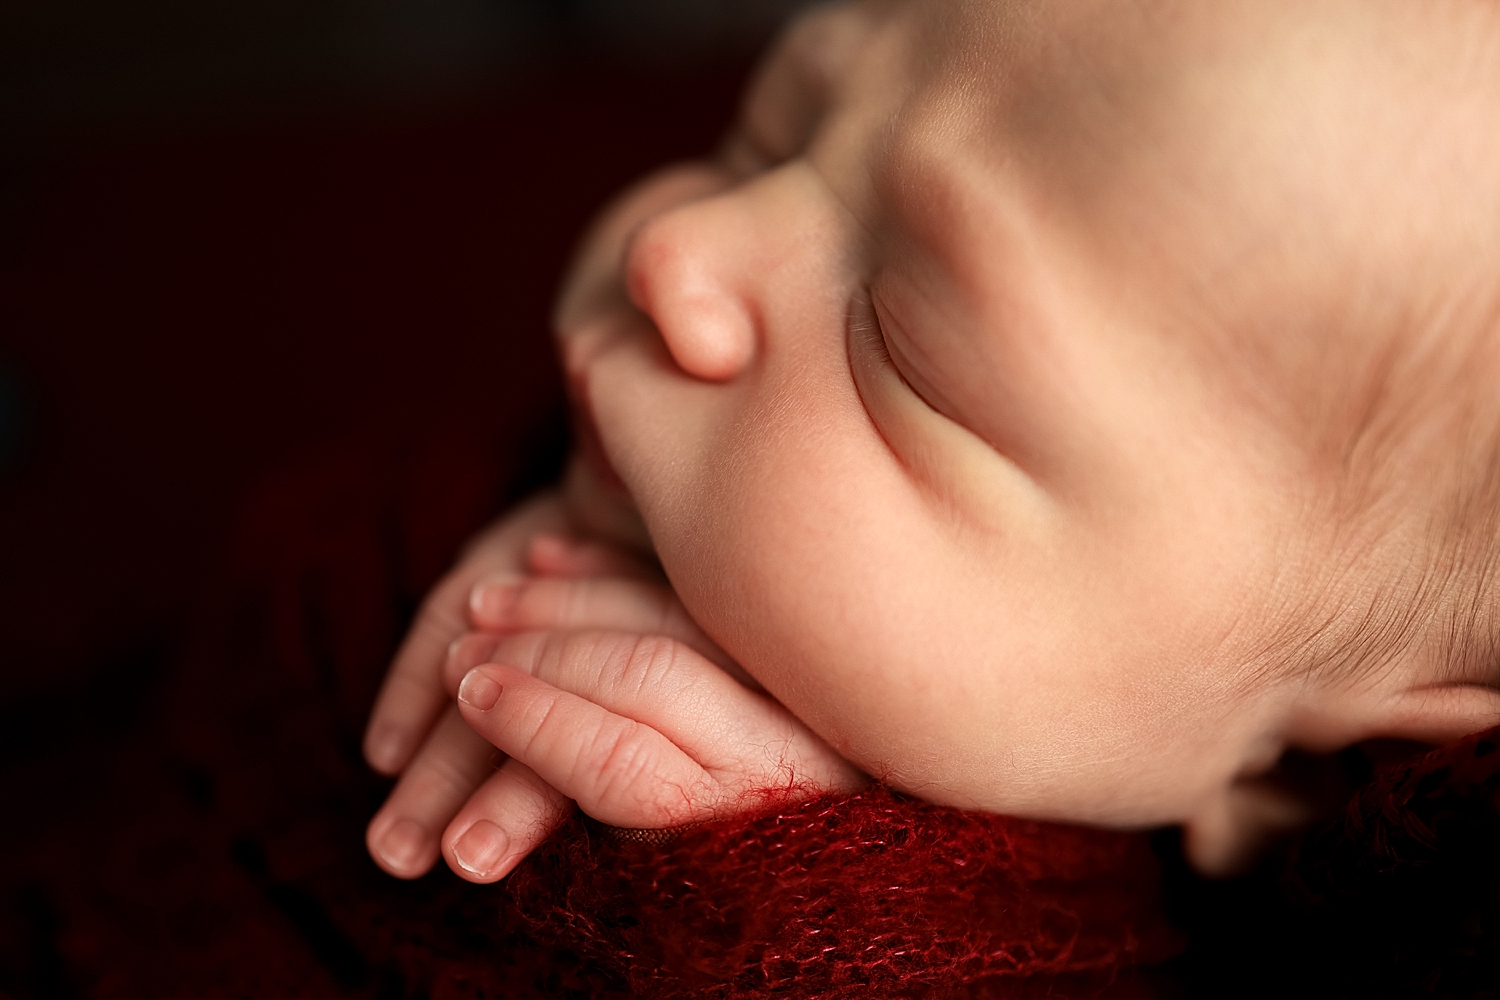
[367,0,1500,880]
[560,0,1500,858]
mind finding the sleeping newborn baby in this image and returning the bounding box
[361,0,1500,884]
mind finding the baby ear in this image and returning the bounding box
[1183,681,1500,877]
[1334,682,1500,748]
[1182,750,1358,877]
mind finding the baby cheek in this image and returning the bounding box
[587,310,999,785]
[650,410,1268,823]
[653,432,1181,815]
[656,414,968,770]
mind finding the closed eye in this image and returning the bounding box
[862,288,965,431]
[847,287,1048,529]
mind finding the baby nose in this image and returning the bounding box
[624,199,758,382]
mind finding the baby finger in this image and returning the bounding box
[441,758,572,883]
[467,573,731,668]
[363,492,567,775]
[366,705,499,878]
[478,630,856,792]
[457,663,726,829]
[364,571,472,774]
[525,533,662,582]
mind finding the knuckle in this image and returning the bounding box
[518,693,565,762]
[492,632,549,673]
[421,750,488,796]
[584,721,680,820]
[539,630,578,679]
[628,211,686,275]
[621,634,681,696]
[559,631,636,691]
[586,720,646,794]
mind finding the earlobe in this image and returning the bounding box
[1184,681,1500,877]
[1183,780,1308,878]
[1182,751,1353,877]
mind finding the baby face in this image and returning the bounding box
[556,0,1500,834]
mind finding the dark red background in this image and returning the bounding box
[0,62,750,700]
[0,56,749,995]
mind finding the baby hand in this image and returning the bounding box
[367,520,862,882]
[435,548,864,881]
[442,624,864,881]
[363,486,651,880]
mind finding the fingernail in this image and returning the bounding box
[377,818,428,872]
[458,668,502,711]
[452,820,511,878]
[469,575,523,623]
[527,534,571,566]
[530,533,570,556]
[365,722,409,772]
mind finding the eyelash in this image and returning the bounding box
[856,291,941,417]
[851,295,890,360]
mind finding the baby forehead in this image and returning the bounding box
[861,3,1198,211]
[864,2,1447,237]
[888,0,1493,150]
[845,0,1500,312]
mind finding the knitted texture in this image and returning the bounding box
[508,789,1181,999]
